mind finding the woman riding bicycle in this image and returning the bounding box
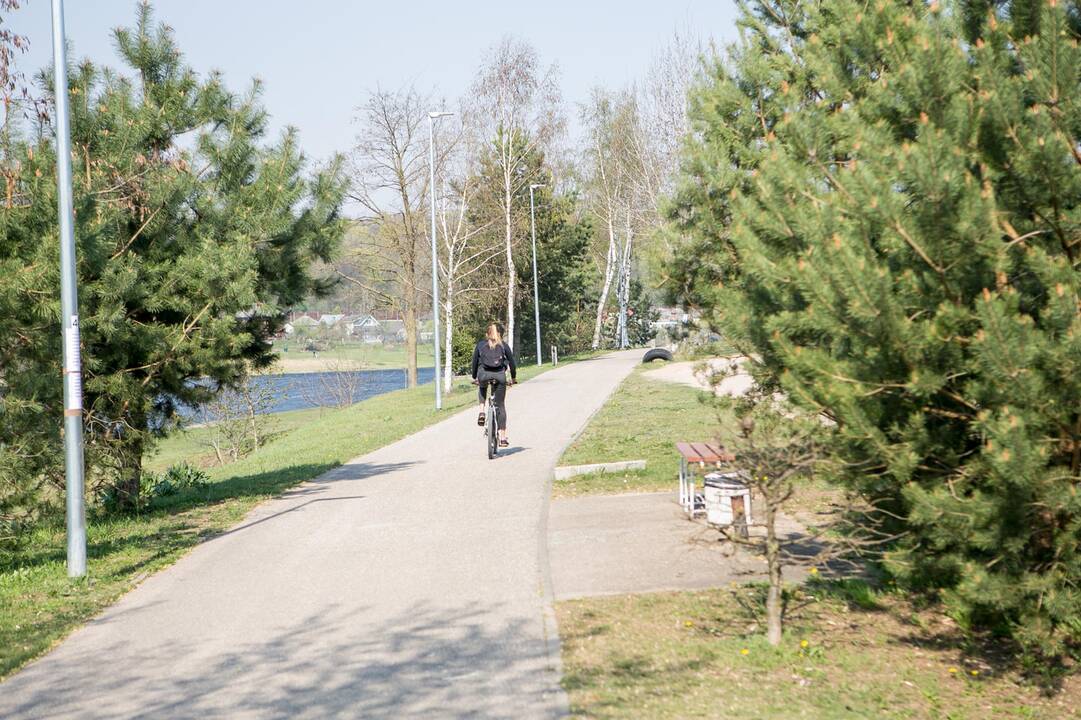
[471,322,517,447]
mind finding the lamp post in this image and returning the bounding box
[529,183,544,366]
[50,0,86,578]
[428,110,453,410]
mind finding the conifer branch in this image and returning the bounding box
[110,204,163,259]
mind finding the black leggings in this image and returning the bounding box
[478,370,508,430]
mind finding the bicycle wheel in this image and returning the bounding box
[487,406,497,459]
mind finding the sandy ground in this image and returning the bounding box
[643,357,754,397]
[273,355,354,373]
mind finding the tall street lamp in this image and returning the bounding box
[51,0,86,577]
[428,110,453,410]
[529,183,544,366]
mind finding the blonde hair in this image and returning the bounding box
[486,323,502,348]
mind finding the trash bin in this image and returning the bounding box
[704,472,751,534]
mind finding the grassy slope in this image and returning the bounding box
[558,586,1078,720]
[0,362,555,679]
[146,406,331,472]
[555,366,729,497]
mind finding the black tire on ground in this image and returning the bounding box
[487,410,498,460]
[642,348,673,363]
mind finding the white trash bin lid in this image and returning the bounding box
[704,471,747,490]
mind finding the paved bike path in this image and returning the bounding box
[0,351,641,719]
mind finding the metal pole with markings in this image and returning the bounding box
[528,184,544,366]
[51,0,87,578]
[427,110,453,410]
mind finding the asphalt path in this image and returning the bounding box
[0,351,641,719]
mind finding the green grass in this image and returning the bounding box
[0,361,558,680]
[556,367,730,497]
[557,585,1079,719]
[146,406,331,472]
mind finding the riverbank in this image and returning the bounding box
[270,342,434,374]
[182,366,438,418]
[0,361,559,679]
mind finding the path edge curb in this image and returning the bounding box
[536,352,636,715]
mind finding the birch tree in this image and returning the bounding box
[638,29,704,203]
[581,89,640,349]
[632,29,709,273]
[436,140,498,392]
[469,37,562,348]
[582,30,709,346]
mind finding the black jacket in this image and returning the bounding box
[471,340,516,381]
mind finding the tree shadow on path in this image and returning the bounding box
[2,600,565,719]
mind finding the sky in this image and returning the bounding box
[8,0,739,171]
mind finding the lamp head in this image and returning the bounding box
[428,111,454,119]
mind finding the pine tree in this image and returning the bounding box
[670,0,1081,660]
[1,2,65,535]
[515,189,596,359]
[624,279,660,347]
[0,4,345,510]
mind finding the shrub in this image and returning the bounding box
[100,462,209,513]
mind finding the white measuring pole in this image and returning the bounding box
[51,0,87,578]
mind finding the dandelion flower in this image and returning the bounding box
[948,667,958,674]
[684,620,694,628]
[970,670,979,677]
[809,567,819,576]
[800,640,809,649]
[740,648,750,656]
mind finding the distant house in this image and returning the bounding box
[292,315,319,329]
[350,315,384,343]
[652,306,693,331]
[320,314,345,327]
[350,314,381,331]
[418,319,434,343]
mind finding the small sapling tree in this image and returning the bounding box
[712,388,827,646]
[199,370,280,466]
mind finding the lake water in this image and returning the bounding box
[180,367,437,419]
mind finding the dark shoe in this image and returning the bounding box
[477,412,485,426]
[499,438,509,447]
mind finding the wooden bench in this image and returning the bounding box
[676,442,736,517]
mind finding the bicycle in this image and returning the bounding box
[474,377,512,460]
